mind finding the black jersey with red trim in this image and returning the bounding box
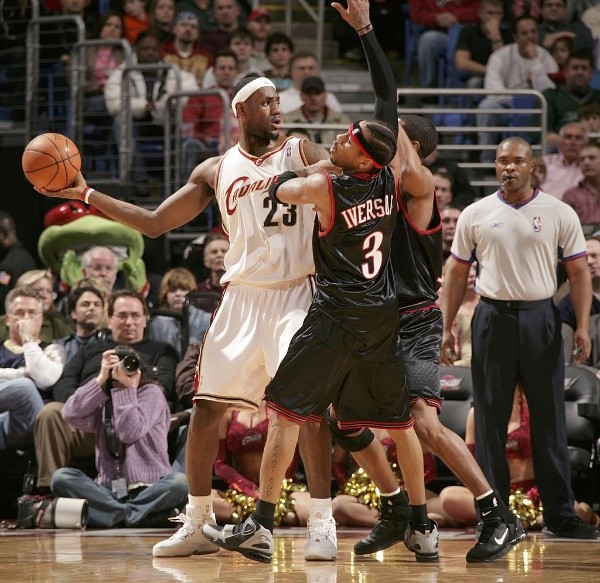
[391,193,443,311]
[311,168,399,359]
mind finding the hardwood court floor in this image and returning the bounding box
[1,526,599,583]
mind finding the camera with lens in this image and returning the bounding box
[114,345,141,376]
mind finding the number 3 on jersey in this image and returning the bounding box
[362,231,384,279]
[263,195,297,227]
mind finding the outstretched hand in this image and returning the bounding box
[35,172,87,200]
[331,0,371,32]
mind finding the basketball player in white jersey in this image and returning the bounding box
[36,75,338,560]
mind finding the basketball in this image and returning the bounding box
[22,133,81,192]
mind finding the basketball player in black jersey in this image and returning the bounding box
[201,0,430,563]
[347,116,526,563]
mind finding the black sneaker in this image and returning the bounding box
[466,517,526,563]
[354,497,411,555]
[202,515,274,563]
[542,517,600,539]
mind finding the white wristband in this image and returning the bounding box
[83,187,95,204]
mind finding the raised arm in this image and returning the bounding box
[333,0,398,131]
[36,156,221,239]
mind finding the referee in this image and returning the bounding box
[440,136,599,539]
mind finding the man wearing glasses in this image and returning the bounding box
[33,290,179,494]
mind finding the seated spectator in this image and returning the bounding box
[51,347,188,527]
[578,102,600,135]
[547,34,572,86]
[195,232,229,311]
[454,0,512,89]
[0,270,72,343]
[247,8,272,71]
[148,267,210,357]
[441,204,462,263]
[199,0,242,56]
[559,233,600,369]
[581,4,600,68]
[147,0,176,45]
[279,52,342,114]
[176,0,216,33]
[563,141,600,231]
[262,32,294,92]
[477,16,558,162]
[182,49,239,172]
[162,11,213,87]
[543,51,600,146]
[433,169,453,208]
[56,279,107,362]
[532,155,547,188]
[34,290,179,491]
[0,287,66,451]
[538,0,595,56]
[282,76,352,147]
[0,212,37,315]
[202,28,263,88]
[331,434,452,528]
[122,0,149,46]
[540,121,586,199]
[423,150,476,207]
[439,387,600,529]
[408,0,479,93]
[81,246,120,292]
[105,30,198,189]
[83,11,126,119]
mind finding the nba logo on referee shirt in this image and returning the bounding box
[533,217,542,232]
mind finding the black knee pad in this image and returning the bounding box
[325,409,375,452]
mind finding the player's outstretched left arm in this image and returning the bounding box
[334,0,398,132]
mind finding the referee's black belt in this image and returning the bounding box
[481,297,552,310]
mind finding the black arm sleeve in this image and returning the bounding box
[359,29,398,136]
[268,171,298,204]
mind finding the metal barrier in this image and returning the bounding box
[26,15,85,140]
[283,0,325,68]
[69,39,133,180]
[166,88,231,192]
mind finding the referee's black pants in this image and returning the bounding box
[471,297,576,526]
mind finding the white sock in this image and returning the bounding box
[380,487,401,498]
[475,489,494,501]
[187,495,212,520]
[309,497,333,520]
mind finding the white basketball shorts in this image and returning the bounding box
[193,276,313,410]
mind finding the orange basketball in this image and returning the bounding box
[22,133,81,192]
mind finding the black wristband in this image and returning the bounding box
[268,171,298,204]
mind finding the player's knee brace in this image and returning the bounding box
[325,409,375,452]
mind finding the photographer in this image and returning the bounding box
[34,290,179,492]
[50,347,187,527]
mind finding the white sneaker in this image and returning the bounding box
[304,514,337,561]
[152,511,219,557]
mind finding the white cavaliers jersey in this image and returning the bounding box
[215,137,316,285]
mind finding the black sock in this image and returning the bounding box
[253,500,275,532]
[382,489,409,508]
[475,492,516,524]
[409,504,430,531]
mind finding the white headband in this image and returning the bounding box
[231,77,277,117]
